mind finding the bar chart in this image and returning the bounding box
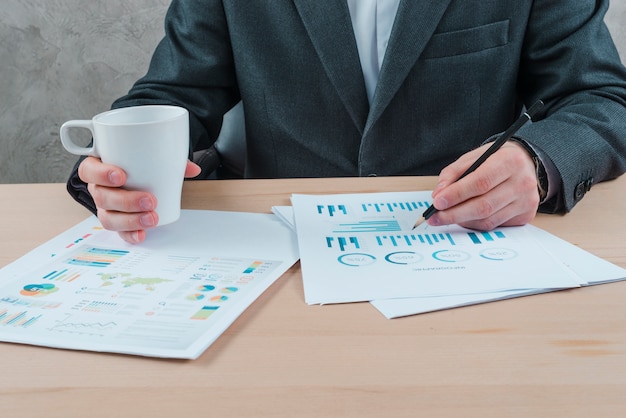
[0,308,41,328]
[375,232,456,247]
[66,247,130,268]
[361,200,431,214]
[332,220,401,233]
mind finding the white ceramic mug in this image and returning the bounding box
[60,105,189,226]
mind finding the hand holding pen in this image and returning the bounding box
[413,100,545,230]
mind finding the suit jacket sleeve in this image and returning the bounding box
[515,0,626,213]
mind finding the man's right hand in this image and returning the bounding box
[78,156,201,244]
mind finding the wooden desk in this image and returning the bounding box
[1,176,626,417]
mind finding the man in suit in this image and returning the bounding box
[68,0,626,244]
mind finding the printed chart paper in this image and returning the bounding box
[275,203,626,317]
[0,210,299,359]
[291,192,583,305]
[370,224,626,318]
[274,202,626,316]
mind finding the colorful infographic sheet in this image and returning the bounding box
[0,210,299,359]
[291,191,585,305]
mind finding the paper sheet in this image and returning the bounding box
[291,191,583,304]
[274,197,626,317]
[0,210,299,359]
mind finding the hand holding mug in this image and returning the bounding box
[60,105,194,242]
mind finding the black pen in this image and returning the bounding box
[412,100,545,230]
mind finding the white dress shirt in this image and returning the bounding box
[346,0,401,104]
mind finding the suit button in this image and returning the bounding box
[574,179,593,202]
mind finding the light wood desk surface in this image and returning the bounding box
[1,176,626,417]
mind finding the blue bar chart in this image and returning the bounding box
[333,220,401,233]
[317,204,347,216]
[326,236,361,252]
[361,200,430,213]
[376,233,456,247]
[468,230,507,244]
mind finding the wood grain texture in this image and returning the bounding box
[1,176,625,417]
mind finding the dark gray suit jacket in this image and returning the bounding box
[68,0,626,214]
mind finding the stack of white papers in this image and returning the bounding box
[0,210,299,359]
[275,191,626,318]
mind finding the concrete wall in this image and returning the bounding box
[1,0,626,183]
[0,0,170,183]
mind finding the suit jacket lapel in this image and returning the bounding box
[364,0,454,136]
[292,0,369,134]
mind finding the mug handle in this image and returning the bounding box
[59,120,99,157]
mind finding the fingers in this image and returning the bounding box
[80,157,201,183]
[79,157,197,244]
[430,182,538,230]
[78,156,126,187]
[92,192,158,229]
[89,187,159,244]
[89,184,159,239]
[117,230,148,245]
[79,157,158,243]
[185,161,202,178]
[428,142,540,229]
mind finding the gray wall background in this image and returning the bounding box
[1,0,625,184]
